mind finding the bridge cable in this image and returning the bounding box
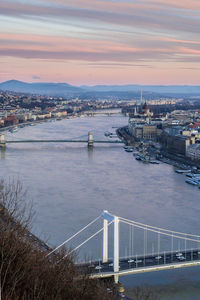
[71,134,88,140]
[129,224,131,258]
[157,231,160,264]
[120,219,200,244]
[144,225,147,265]
[171,232,173,261]
[185,237,187,257]
[47,215,101,256]
[152,242,154,256]
[119,216,200,239]
[132,225,134,257]
[66,221,113,258]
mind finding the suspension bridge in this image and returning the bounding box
[0,132,123,148]
[47,210,200,283]
[83,112,121,116]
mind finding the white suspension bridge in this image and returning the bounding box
[47,210,200,283]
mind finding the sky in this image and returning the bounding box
[1,0,200,85]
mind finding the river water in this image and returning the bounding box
[1,112,200,299]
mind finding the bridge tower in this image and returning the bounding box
[103,218,108,263]
[88,131,93,148]
[0,133,6,148]
[113,215,119,273]
[102,210,119,282]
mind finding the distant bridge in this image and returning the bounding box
[0,132,123,148]
[83,111,121,116]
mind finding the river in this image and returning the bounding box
[1,112,200,299]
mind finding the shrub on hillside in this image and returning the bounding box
[0,180,116,300]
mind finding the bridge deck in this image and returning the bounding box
[6,139,123,144]
[91,260,200,278]
[79,249,200,278]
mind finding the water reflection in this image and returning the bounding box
[1,147,5,160]
[87,146,93,161]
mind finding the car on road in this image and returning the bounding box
[177,255,185,260]
[108,263,113,267]
[95,265,102,270]
[155,256,162,260]
[176,252,183,257]
[135,259,142,264]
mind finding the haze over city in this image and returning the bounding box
[1,0,200,85]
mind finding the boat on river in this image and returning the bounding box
[149,160,160,164]
[104,131,112,137]
[186,173,200,178]
[9,126,18,133]
[135,155,146,161]
[125,148,133,152]
[192,174,200,177]
[176,169,191,174]
[185,179,198,186]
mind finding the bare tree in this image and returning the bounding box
[0,180,116,299]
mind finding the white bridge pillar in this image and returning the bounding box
[0,133,6,148]
[102,210,119,278]
[113,216,119,273]
[88,131,93,147]
[103,219,108,263]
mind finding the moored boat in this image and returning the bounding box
[9,126,18,133]
[104,131,111,137]
[185,179,198,185]
[176,169,191,174]
[125,148,133,152]
[149,160,159,164]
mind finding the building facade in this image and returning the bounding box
[186,144,200,161]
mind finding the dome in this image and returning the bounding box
[142,102,149,110]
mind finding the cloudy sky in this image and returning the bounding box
[1,0,200,85]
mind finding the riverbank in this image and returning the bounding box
[117,125,200,170]
[159,151,200,169]
[116,126,136,145]
[0,115,75,133]
[0,108,121,135]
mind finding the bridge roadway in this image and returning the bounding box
[83,112,120,115]
[78,249,200,278]
[6,139,123,144]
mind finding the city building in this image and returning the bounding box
[3,115,19,126]
[159,130,195,156]
[186,144,200,161]
[129,123,158,141]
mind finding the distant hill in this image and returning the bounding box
[1,80,200,98]
[82,84,200,94]
[0,80,83,97]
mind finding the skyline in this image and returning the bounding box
[1,0,200,85]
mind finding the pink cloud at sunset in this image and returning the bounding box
[0,0,200,84]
